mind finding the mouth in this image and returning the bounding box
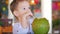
[27,15,33,19]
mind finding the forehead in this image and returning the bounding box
[18,1,30,7]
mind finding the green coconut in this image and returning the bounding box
[32,18,50,34]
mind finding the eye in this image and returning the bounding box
[23,8,25,10]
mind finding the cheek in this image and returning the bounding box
[18,9,27,15]
[20,10,27,15]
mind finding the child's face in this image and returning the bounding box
[14,1,33,18]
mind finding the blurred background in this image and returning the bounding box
[52,0,60,34]
[0,0,8,19]
[0,0,12,34]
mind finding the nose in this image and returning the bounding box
[28,9,33,17]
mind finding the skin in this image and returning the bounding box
[13,1,33,29]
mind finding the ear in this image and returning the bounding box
[13,11,19,17]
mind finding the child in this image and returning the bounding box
[10,0,34,34]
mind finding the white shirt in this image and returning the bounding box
[13,18,34,34]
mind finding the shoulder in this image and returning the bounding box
[12,23,19,26]
[12,23,21,28]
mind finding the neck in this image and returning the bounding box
[17,17,22,23]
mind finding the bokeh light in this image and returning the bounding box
[2,7,6,11]
[30,0,36,5]
[5,0,8,5]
